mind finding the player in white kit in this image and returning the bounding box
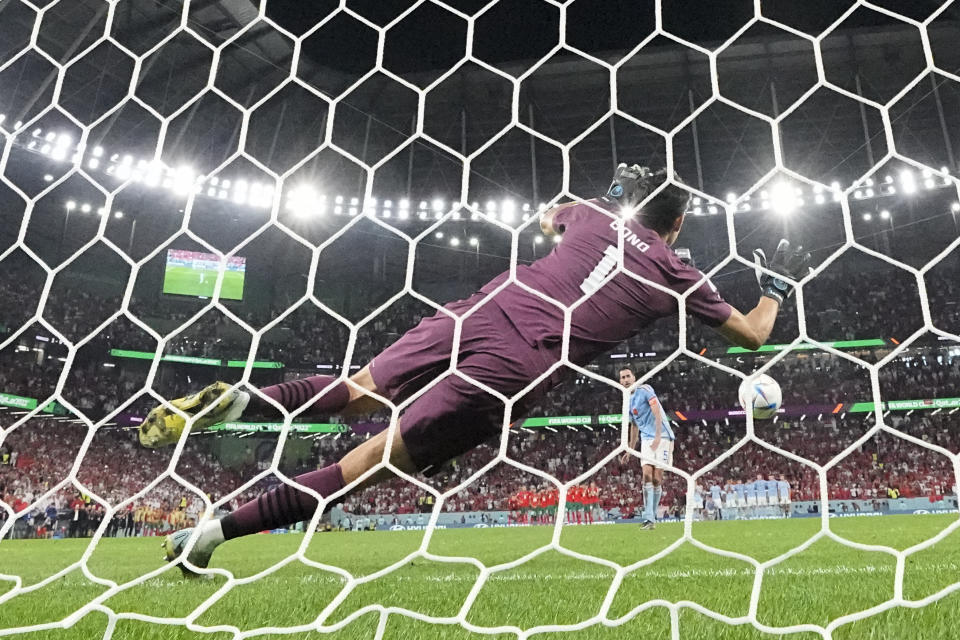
[709,483,724,520]
[777,475,792,518]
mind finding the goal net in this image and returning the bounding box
[1,0,959,638]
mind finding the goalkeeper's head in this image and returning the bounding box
[637,169,691,246]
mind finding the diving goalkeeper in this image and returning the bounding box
[140,164,811,571]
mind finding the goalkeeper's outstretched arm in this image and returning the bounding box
[716,297,780,351]
[716,240,812,351]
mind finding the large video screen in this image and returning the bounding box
[163,250,246,300]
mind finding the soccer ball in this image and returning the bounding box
[738,374,782,420]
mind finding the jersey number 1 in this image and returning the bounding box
[580,245,619,295]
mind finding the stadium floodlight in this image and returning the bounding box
[708,205,718,214]
[80,203,91,213]
[43,174,53,182]
[398,198,409,209]
[435,232,444,239]
[863,213,873,221]
[952,203,960,213]
[114,211,123,219]
[65,200,76,210]
[348,207,358,216]
[173,166,196,195]
[287,185,318,216]
[0,114,5,125]
[534,235,544,244]
[942,166,951,175]
[350,197,359,205]
[770,182,797,215]
[432,198,444,212]
[815,194,825,205]
[552,234,562,243]
[726,192,737,203]
[925,178,936,189]
[880,210,890,220]
[468,237,478,247]
[44,131,56,142]
[334,206,342,215]
[501,199,516,222]
[771,184,799,212]
[383,200,392,208]
[450,237,460,247]
[92,145,103,157]
[900,170,917,194]
[522,203,531,211]
[335,195,343,204]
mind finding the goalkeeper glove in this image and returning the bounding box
[601,163,656,209]
[753,239,812,305]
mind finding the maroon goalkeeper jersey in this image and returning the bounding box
[480,201,733,361]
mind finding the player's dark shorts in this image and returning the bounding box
[369,293,561,473]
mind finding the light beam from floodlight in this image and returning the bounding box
[770,182,796,215]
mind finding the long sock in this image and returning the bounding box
[643,482,654,522]
[220,464,346,540]
[652,485,663,522]
[253,376,350,413]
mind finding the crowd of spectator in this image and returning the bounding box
[1,254,957,538]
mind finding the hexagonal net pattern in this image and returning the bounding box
[0,0,959,638]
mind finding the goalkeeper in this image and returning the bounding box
[142,164,811,571]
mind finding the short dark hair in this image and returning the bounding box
[639,171,691,234]
[618,366,634,375]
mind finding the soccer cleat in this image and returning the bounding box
[640,521,656,530]
[162,528,213,577]
[139,382,249,448]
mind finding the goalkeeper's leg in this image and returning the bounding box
[139,368,389,449]
[164,346,537,574]
[164,424,417,574]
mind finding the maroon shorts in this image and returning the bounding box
[368,294,561,473]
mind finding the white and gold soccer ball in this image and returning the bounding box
[738,374,782,420]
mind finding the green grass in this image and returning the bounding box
[163,266,245,300]
[1,515,958,639]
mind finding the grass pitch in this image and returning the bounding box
[2,515,959,639]
[163,266,245,301]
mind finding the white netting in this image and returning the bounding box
[0,0,959,638]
